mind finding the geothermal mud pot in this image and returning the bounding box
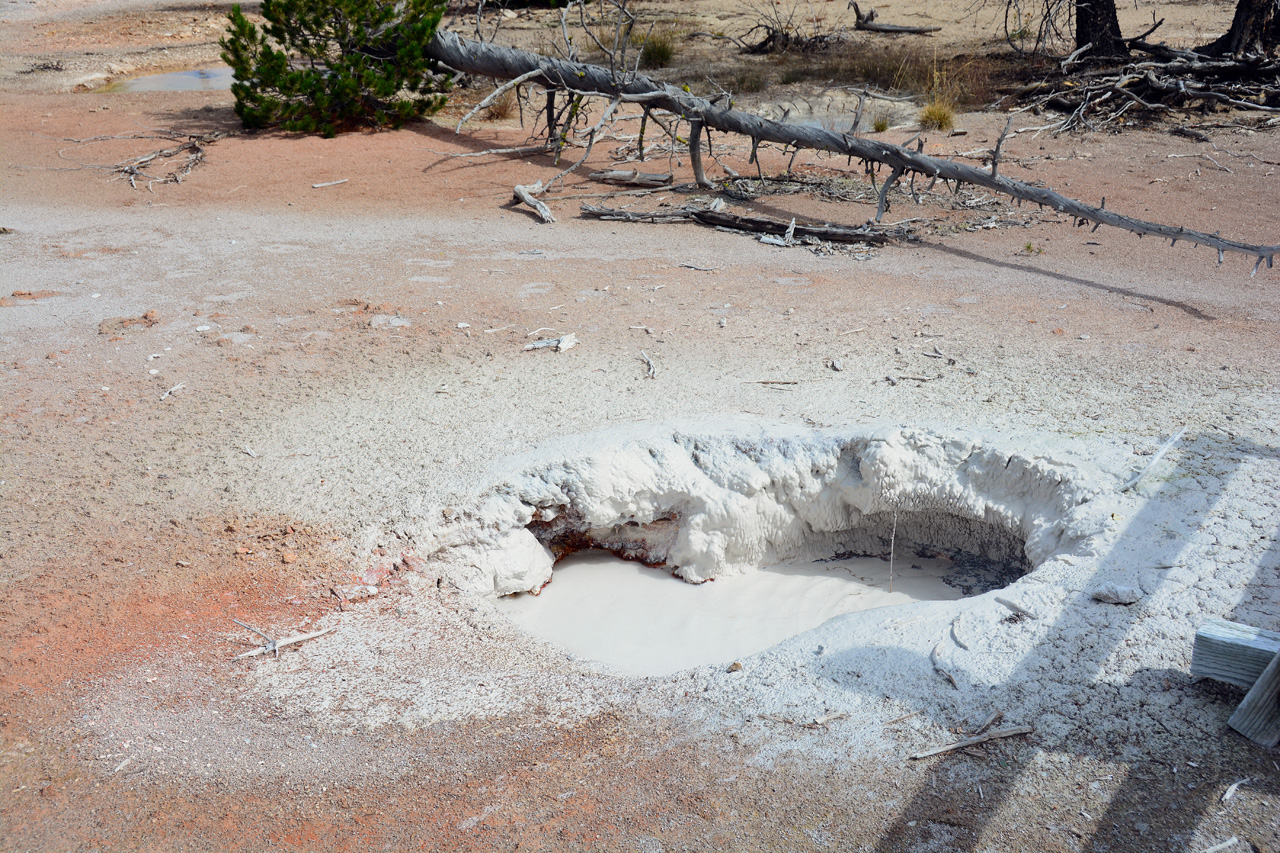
[462,422,1112,677]
[357,421,1112,682]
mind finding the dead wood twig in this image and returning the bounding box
[884,709,923,726]
[1119,425,1187,491]
[456,68,543,132]
[233,620,336,660]
[639,350,657,378]
[44,129,233,190]
[909,725,1034,759]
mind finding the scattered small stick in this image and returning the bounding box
[1221,777,1251,802]
[751,380,799,385]
[233,620,337,660]
[639,350,657,378]
[884,709,923,726]
[974,710,1004,735]
[909,725,1034,760]
[994,595,1037,619]
[930,643,958,688]
[1202,838,1240,853]
[806,712,849,728]
[839,327,866,335]
[679,262,720,271]
[160,381,185,401]
[243,445,258,458]
[949,616,970,651]
[311,179,348,189]
[1120,425,1187,491]
[113,756,132,773]
[524,332,578,352]
[455,68,543,132]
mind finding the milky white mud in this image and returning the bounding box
[496,550,966,677]
[432,421,1114,597]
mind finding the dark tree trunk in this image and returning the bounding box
[1075,0,1128,57]
[1197,0,1280,57]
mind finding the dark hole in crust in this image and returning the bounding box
[528,506,1034,597]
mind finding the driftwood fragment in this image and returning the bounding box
[587,169,672,187]
[513,181,555,223]
[850,3,942,34]
[424,30,1278,271]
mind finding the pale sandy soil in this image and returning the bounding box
[2,1,1280,851]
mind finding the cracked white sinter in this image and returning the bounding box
[439,422,1110,597]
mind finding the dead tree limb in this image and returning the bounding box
[688,118,712,188]
[588,169,672,186]
[581,202,902,244]
[513,181,555,222]
[849,3,942,34]
[427,30,1278,271]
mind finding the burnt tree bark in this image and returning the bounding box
[1198,0,1280,57]
[1075,0,1128,57]
[423,30,1278,270]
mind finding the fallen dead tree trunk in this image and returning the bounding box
[850,3,942,35]
[425,30,1277,272]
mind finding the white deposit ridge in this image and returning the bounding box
[431,421,1111,599]
[496,550,965,676]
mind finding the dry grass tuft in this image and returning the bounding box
[919,99,955,131]
[773,42,1002,107]
[485,88,518,121]
[636,29,678,69]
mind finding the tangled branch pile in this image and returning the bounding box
[1015,44,1280,132]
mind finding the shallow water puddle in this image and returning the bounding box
[107,65,233,92]
[496,550,963,677]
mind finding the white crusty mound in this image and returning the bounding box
[436,421,1112,597]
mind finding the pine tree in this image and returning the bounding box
[220,0,450,137]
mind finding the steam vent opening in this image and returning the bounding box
[456,424,1103,678]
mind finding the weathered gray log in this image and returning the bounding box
[587,169,673,187]
[1228,648,1280,746]
[1191,618,1280,689]
[850,3,942,34]
[427,29,1277,270]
